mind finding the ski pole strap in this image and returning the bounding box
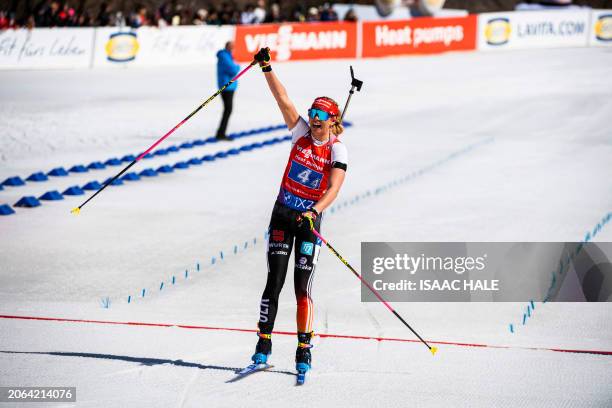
[257,331,272,340]
[260,61,272,72]
[307,216,315,231]
[298,342,313,349]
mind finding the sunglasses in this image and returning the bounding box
[308,108,332,121]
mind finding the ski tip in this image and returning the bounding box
[70,207,81,215]
[430,346,438,356]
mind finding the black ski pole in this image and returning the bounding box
[339,65,363,124]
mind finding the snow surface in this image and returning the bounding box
[1,48,611,407]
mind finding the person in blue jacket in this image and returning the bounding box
[216,41,240,141]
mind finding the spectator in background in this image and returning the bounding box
[306,6,319,22]
[344,8,358,22]
[96,2,112,27]
[320,3,338,21]
[292,5,306,22]
[56,3,75,27]
[265,2,283,23]
[129,5,149,28]
[193,8,208,25]
[253,0,267,23]
[38,1,60,27]
[241,4,256,24]
[0,11,9,29]
[171,4,183,25]
[206,8,222,25]
[216,41,240,141]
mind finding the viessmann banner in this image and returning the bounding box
[478,10,591,50]
[232,22,358,62]
[361,15,477,57]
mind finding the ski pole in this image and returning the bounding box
[71,60,258,215]
[307,219,437,356]
[339,65,363,124]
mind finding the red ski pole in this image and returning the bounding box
[309,220,437,355]
[71,60,258,215]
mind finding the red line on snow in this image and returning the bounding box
[1,314,611,356]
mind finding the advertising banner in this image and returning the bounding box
[0,28,94,70]
[361,15,477,58]
[589,9,612,46]
[92,25,234,68]
[478,10,590,50]
[233,22,358,62]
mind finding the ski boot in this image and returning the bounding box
[295,332,313,384]
[251,331,272,364]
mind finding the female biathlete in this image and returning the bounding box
[250,48,348,376]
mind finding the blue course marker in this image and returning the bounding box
[103,177,124,186]
[167,146,180,153]
[63,186,85,196]
[69,165,88,173]
[188,158,203,165]
[0,204,16,215]
[154,149,168,156]
[47,167,69,177]
[202,155,215,162]
[14,196,41,208]
[26,172,48,182]
[121,172,140,181]
[39,190,64,201]
[2,176,26,186]
[121,154,136,162]
[87,161,105,170]
[139,169,158,177]
[82,180,103,190]
[104,158,122,166]
[173,162,189,170]
[157,165,174,173]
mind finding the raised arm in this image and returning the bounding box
[255,48,300,129]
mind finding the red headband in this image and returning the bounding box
[311,97,339,117]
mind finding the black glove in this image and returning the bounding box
[254,47,272,72]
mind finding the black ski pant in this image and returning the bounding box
[216,90,234,138]
[258,201,322,335]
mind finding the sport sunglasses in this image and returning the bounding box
[308,108,333,121]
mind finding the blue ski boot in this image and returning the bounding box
[251,331,272,364]
[295,332,313,385]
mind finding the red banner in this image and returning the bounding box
[233,22,358,63]
[361,16,477,57]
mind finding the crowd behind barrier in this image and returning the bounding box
[0,1,357,30]
[0,8,610,69]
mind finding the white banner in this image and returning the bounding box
[478,10,590,51]
[92,25,234,68]
[590,10,612,46]
[0,28,94,70]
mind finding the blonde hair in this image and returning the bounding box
[314,96,344,137]
[330,120,344,136]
